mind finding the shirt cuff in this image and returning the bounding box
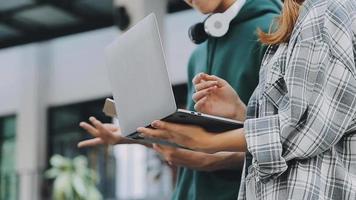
[244,115,288,182]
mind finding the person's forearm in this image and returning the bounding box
[207,128,247,153]
[164,148,245,172]
[204,152,245,171]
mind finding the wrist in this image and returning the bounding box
[199,153,223,171]
[209,134,227,153]
[199,133,225,154]
[207,129,247,153]
[193,131,220,153]
[202,152,245,171]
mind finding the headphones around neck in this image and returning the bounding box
[189,0,246,44]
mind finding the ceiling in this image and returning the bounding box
[0,0,190,49]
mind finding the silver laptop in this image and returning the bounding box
[105,13,243,147]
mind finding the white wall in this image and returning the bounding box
[0,46,25,115]
[48,28,118,106]
[0,9,202,113]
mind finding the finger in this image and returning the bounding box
[151,120,190,134]
[192,88,213,103]
[194,96,208,112]
[137,127,171,140]
[89,117,111,138]
[153,144,172,164]
[153,144,164,150]
[194,81,218,92]
[77,138,104,148]
[153,144,164,154]
[200,74,225,87]
[154,144,175,153]
[192,73,206,84]
[79,122,99,137]
[153,145,178,166]
[89,116,102,127]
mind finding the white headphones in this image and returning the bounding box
[189,0,246,44]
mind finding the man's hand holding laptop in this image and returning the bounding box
[138,73,247,153]
[77,73,246,170]
[77,116,244,171]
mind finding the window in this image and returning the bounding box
[45,84,187,199]
[0,115,17,200]
[47,99,116,199]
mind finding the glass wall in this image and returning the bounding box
[46,99,116,199]
[0,116,17,200]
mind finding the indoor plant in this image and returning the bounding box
[45,154,103,200]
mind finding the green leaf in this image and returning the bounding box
[44,168,60,179]
[73,156,88,168]
[47,155,103,200]
[53,173,73,200]
[87,185,103,200]
[50,154,71,169]
[72,174,87,198]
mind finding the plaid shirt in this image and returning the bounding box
[239,0,356,199]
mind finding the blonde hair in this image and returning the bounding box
[258,0,304,45]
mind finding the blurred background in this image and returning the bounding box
[0,0,203,199]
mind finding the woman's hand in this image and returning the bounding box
[138,120,248,153]
[78,117,136,148]
[138,120,218,153]
[192,73,246,121]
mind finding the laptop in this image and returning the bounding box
[105,13,243,147]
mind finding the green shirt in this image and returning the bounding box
[172,0,281,200]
